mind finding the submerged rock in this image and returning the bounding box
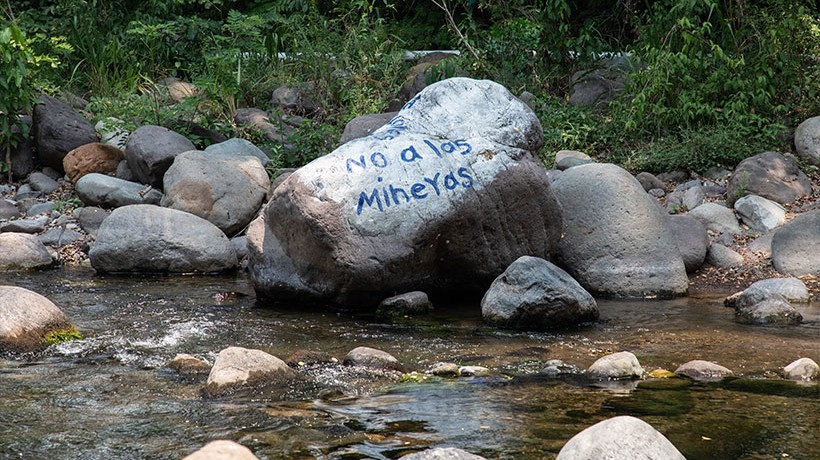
[556,415,685,460]
[182,440,259,460]
[249,78,561,306]
[0,286,74,353]
[204,346,300,397]
[343,346,404,372]
[168,353,211,376]
[375,291,433,321]
[400,447,487,460]
[674,360,733,382]
[481,256,598,330]
[551,163,688,297]
[587,351,643,380]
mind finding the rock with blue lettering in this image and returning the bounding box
[551,163,688,298]
[249,78,562,306]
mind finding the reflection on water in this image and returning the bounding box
[0,268,818,459]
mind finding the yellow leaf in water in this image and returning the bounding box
[648,369,677,378]
[701,436,712,441]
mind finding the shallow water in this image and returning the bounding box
[1,268,818,459]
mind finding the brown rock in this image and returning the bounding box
[63,142,125,183]
[0,286,73,353]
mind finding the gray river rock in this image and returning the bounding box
[481,255,598,330]
[249,77,562,306]
[204,346,299,397]
[551,163,688,298]
[161,150,269,236]
[76,173,163,208]
[89,204,237,273]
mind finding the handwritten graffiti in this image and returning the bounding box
[347,136,477,216]
[346,138,472,174]
[356,168,474,215]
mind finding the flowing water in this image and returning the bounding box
[1,268,818,459]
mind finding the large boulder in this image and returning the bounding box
[556,416,685,460]
[586,351,643,380]
[0,286,74,353]
[550,163,688,297]
[89,204,237,273]
[32,95,98,172]
[794,116,820,164]
[0,233,53,270]
[249,78,562,305]
[161,151,270,236]
[75,173,163,208]
[62,142,125,184]
[771,210,820,276]
[481,256,598,330]
[124,125,196,188]
[727,152,812,205]
[204,346,299,397]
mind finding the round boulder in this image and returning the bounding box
[400,447,487,460]
[794,115,820,164]
[481,256,598,330]
[771,210,820,276]
[89,204,237,273]
[124,125,196,188]
[0,233,53,270]
[687,202,742,235]
[727,152,812,205]
[0,286,74,353]
[586,351,643,380]
[249,78,562,306]
[183,440,259,460]
[343,346,404,372]
[674,360,733,382]
[204,346,299,397]
[62,142,125,184]
[203,138,269,166]
[551,163,688,297]
[161,151,270,236]
[556,416,685,460]
[375,291,433,321]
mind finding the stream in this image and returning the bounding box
[1,268,818,459]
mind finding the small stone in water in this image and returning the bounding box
[783,357,819,381]
[430,362,460,377]
[459,365,491,377]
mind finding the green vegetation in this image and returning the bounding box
[1,0,818,175]
[43,326,83,345]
